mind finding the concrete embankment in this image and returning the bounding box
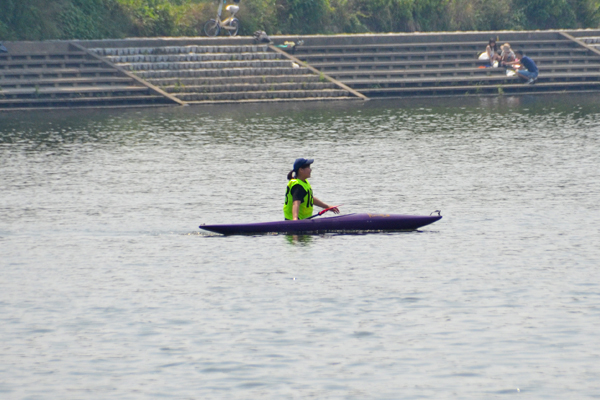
[2,30,600,110]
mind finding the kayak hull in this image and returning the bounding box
[200,213,442,235]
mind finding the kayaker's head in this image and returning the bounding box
[287,158,313,180]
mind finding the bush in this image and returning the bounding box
[570,0,600,28]
[276,0,331,34]
[1,0,600,40]
[236,0,278,35]
[513,0,576,29]
[0,0,51,40]
[445,0,518,31]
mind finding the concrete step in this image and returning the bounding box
[359,80,600,97]
[0,59,104,69]
[117,60,294,71]
[0,77,134,89]
[312,55,600,72]
[0,85,150,99]
[537,73,600,82]
[147,74,322,86]
[186,96,360,105]
[0,94,169,108]
[296,48,590,63]
[134,67,311,79]
[104,52,283,63]
[348,72,600,90]
[327,63,600,81]
[578,36,600,44]
[295,39,577,55]
[0,52,91,62]
[0,67,121,80]
[329,66,507,80]
[164,81,337,94]
[175,89,352,101]
[90,45,270,56]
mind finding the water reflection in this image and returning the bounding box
[284,234,314,245]
[2,94,600,153]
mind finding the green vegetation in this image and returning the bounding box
[1,0,600,40]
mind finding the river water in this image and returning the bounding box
[1,94,599,399]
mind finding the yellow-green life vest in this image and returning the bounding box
[283,179,313,220]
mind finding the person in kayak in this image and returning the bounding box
[284,158,340,220]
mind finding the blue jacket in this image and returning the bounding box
[520,56,538,73]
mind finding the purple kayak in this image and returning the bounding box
[200,212,442,235]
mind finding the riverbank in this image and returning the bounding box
[3,29,600,110]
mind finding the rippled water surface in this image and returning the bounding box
[1,95,600,399]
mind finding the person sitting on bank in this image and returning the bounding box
[485,38,501,67]
[283,158,339,220]
[503,50,538,84]
[500,43,515,64]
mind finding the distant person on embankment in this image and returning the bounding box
[283,158,339,220]
[0,43,8,53]
[485,38,501,67]
[500,43,515,64]
[503,50,538,84]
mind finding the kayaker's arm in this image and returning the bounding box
[502,58,521,67]
[292,200,301,220]
[314,197,340,214]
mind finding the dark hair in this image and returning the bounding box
[287,163,312,180]
[488,38,497,52]
[515,50,524,56]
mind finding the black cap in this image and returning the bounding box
[293,158,314,172]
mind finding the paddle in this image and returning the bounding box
[307,204,342,219]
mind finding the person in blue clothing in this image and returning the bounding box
[503,50,538,84]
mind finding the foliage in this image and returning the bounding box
[0,0,58,40]
[569,0,600,28]
[412,0,450,31]
[512,0,576,29]
[1,0,600,40]
[276,0,331,34]
[237,0,278,34]
[445,0,518,31]
[57,0,134,39]
[0,0,133,40]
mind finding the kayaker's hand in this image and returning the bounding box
[329,207,340,214]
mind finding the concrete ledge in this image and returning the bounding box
[73,31,566,49]
[165,82,337,93]
[176,89,352,101]
[134,67,312,78]
[147,74,320,86]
